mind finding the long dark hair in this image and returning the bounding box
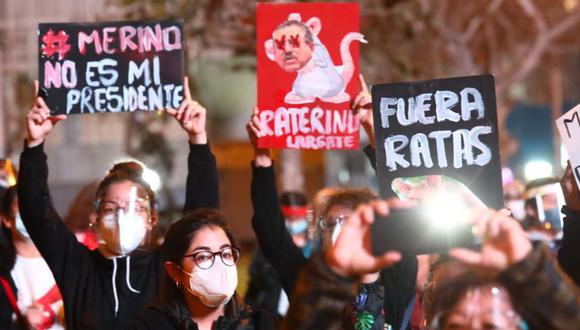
[158,208,239,303]
[0,186,17,276]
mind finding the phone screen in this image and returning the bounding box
[371,207,479,256]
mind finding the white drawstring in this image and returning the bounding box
[112,257,119,317]
[125,256,140,293]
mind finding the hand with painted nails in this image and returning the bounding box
[26,81,67,148]
[351,74,374,147]
[166,77,207,144]
[449,209,532,272]
[246,106,272,167]
[325,198,416,277]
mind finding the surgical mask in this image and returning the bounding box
[181,259,238,307]
[14,212,30,240]
[99,209,147,256]
[285,219,308,235]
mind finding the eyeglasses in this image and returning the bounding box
[318,215,346,230]
[184,247,240,270]
[99,200,150,217]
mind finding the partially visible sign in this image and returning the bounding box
[38,20,184,114]
[556,104,580,189]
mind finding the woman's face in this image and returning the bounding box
[443,287,520,330]
[181,226,233,273]
[97,180,151,227]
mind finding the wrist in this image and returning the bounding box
[253,149,272,167]
[26,137,44,148]
[189,132,208,145]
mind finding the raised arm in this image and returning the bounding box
[19,81,97,291]
[167,77,219,213]
[557,163,580,285]
[247,107,307,296]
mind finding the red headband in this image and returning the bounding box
[281,205,308,218]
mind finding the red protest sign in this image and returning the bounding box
[257,2,363,150]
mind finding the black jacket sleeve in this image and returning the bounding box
[251,163,308,297]
[183,143,219,214]
[557,206,580,286]
[17,143,97,304]
[381,255,418,330]
[500,244,580,329]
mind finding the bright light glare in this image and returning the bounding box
[142,167,162,192]
[524,160,553,182]
[561,144,569,169]
[422,193,470,231]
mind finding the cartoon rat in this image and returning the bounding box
[265,13,367,104]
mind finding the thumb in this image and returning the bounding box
[49,115,67,125]
[359,74,369,94]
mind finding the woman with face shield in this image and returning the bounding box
[17,77,219,329]
[1,185,65,329]
[129,208,270,329]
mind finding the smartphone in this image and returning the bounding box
[371,207,479,256]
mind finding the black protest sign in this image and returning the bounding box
[369,75,502,255]
[371,75,503,209]
[38,20,184,115]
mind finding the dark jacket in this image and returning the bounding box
[250,164,417,330]
[283,244,580,330]
[17,142,219,330]
[557,206,580,286]
[499,244,580,329]
[128,293,268,329]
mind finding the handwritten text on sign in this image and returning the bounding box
[379,88,492,171]
[556,104,580,189]
[39,20,184,114]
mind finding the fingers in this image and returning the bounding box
[385,197,417,209]
[372,251,402,271]
[34,80,39,97]
[248,107,262,138]
[183,76,191,100]
[359,74,369,94]
[448,248,483,265]
[49,114,67,125]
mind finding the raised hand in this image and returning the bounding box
[449,209,532,272]
[166,77,207,144]
[245,106,272,167]
[560,162,580,212]
[351,74,374,147]
[26,81,67,147]
[325,198,416,277]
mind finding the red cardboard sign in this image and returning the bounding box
[257,2,363,150]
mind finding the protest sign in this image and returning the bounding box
[370,75,503,255]
[256,2,363,150]
[371,74,503,209]
[38,20,184,115]
[556,104,580,189]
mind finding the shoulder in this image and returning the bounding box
[127,308,177,330]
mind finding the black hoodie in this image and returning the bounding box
[17,142,219,329]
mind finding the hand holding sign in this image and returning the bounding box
[351,74,374,146]
[167,77,207,145]
[560,163,580,213]
[27,80,67,148]
[246,107,273,167]
[449,209,532,273]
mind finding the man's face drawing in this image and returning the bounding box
[272,24,314,72]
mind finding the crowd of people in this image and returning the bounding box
[0,64,578,330]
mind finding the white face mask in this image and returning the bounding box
[14,212,30,240]
[181,259,238,308]
[99,209,147,256]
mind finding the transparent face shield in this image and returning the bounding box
[97,185,152,255]
[525,183,565,232]
[429,286,522,330]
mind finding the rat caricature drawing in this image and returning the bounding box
[265,13,367,104]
